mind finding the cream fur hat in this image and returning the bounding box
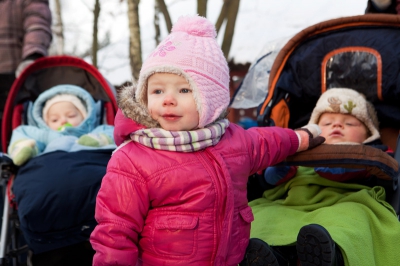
[42,94,87,123]
[308,88,380,143]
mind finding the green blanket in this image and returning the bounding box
[249,167,400,266]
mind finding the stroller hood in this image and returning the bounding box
[28,84,99,137]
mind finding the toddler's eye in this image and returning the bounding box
[154,89,162,94]
[180,88,190,93]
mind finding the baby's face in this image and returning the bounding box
[147,73,199,131]
[46,101,84,130]
[318,113,369,144]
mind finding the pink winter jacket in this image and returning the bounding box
[90,110,299,266]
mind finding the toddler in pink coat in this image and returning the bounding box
[90,15,324,266]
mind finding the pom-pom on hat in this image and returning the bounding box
[308,88,380,143]
[135,15,230,128]
[42,93,87,123]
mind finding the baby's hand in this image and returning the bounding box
[295,124,325,152]
[9,139,38,166]
[77,133,114,147]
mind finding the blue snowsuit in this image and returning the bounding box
[9,84,116,254]
[8,84,116,155]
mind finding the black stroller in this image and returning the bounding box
[231,13,400,209]
[231,13,400,266]
[0,55,117,266]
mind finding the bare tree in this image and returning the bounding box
[127,0,142,81]
[220,0,240,58]
[156,0,172,33]
[53,0,64,54]
[215,0,229,34]
[154,0,161,45]
[92,0,101,68]
[197,0,207,17]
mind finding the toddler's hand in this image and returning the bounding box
[78,133,114,147]
[9,139,38,166]
[295,124,325,152]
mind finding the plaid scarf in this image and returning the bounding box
[130,119,230,152]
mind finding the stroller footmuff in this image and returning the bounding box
[13,150,111,254]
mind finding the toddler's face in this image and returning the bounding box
[318,113,369,144]
[147,73,199,131]
[46,101,84,130]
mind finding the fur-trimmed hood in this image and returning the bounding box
[117,85,160,129]
[114,85,155,146]
[116,84,229,145]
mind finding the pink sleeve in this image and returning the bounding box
[90,154,149,265]
[244,126,299,174]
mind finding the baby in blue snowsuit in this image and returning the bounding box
[8,84,116,166]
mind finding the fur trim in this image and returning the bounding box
[118,83,227,129]
[117,85,160,129]
[136,66,202,118]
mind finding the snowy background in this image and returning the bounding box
[50,0,368,86]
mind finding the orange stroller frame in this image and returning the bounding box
[232,14,400,211]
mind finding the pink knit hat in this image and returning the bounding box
[135,15,230,128]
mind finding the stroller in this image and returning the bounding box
[0,55,117,266]
[231,13,400,208]
[231,13,400,266]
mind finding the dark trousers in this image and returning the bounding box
[31,241,95,266]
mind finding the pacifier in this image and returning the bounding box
[57,122,73,131]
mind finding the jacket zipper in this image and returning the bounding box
[198,150,223,263]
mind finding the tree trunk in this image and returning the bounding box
[53,0,64,54]
[92,0,100,68]
[127,0,142,81]
[215,0,229,34]
[156,0,172,33]
[221,0,240,58]
[197,0,208,17]
[154,0,161,45]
